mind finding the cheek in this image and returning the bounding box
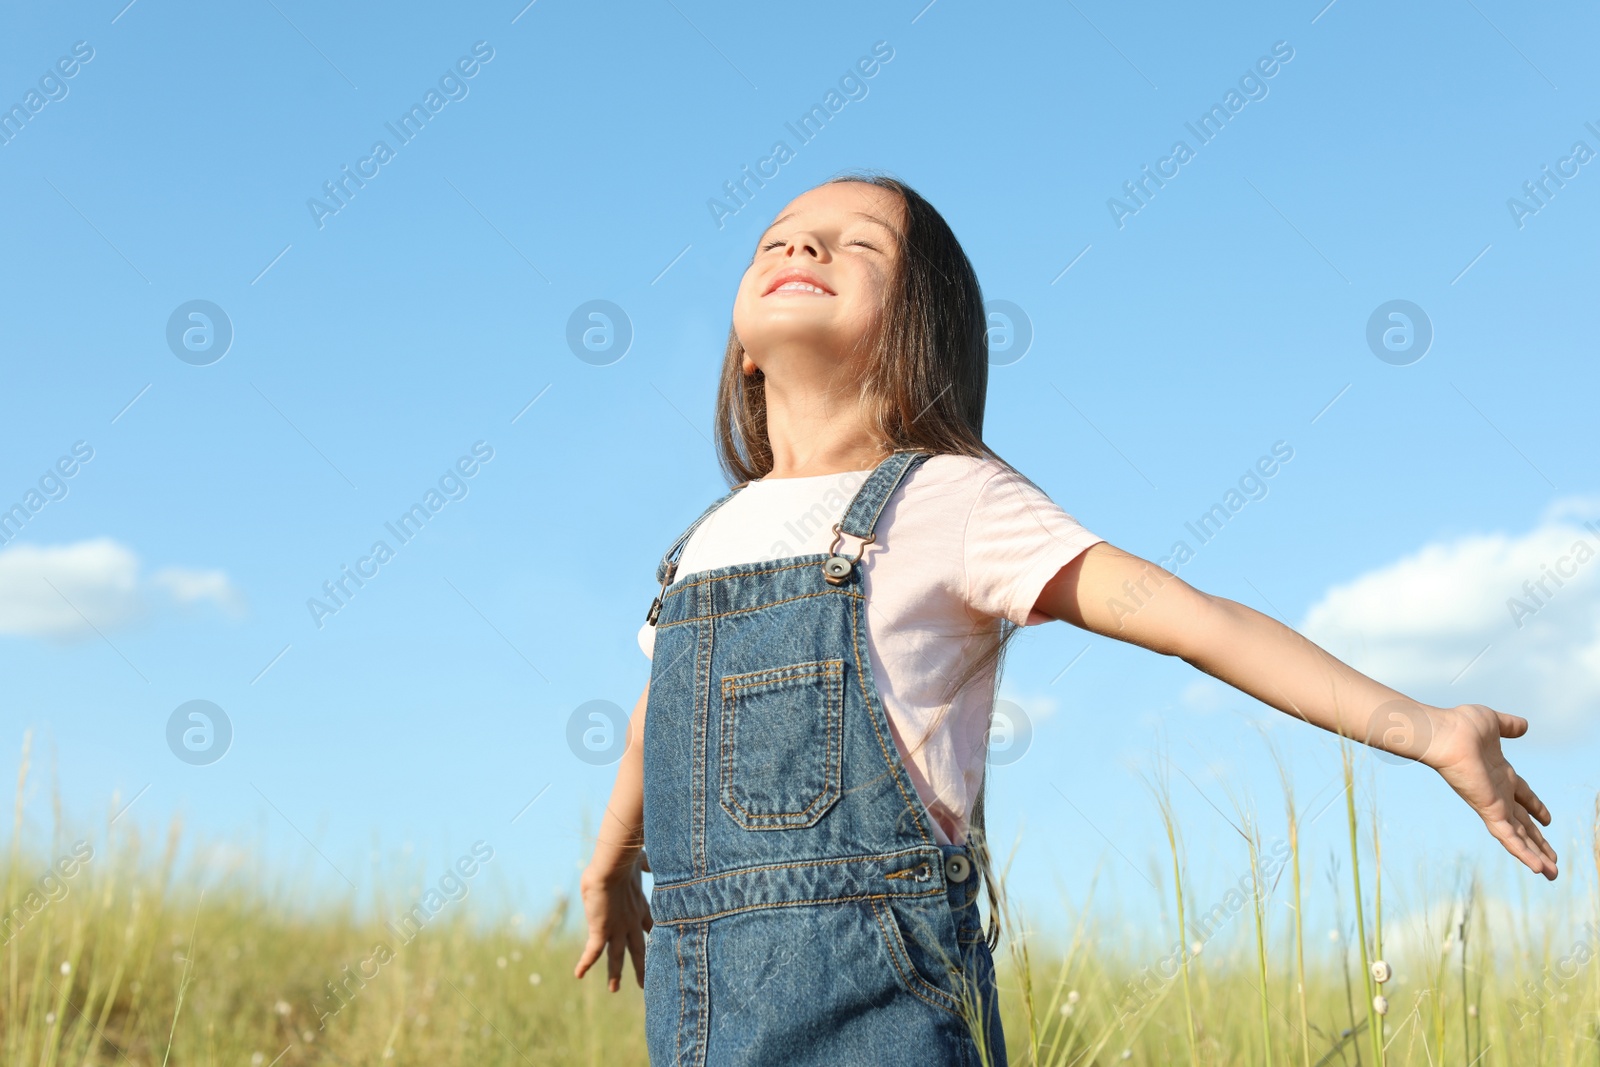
[731,283,758,338]
[851,265,893,325]
[737,263,762,295]
[738,264,773,306]
[831,298,886,357]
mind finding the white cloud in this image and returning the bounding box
[1298,498,1600,738]
[0,538,243,640]
[1374,893,1590,972]
[149,566,243,613]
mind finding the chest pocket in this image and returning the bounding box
[719,658,846,830]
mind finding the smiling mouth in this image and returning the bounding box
[766,281,834,296]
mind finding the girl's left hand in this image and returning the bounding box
[1423,703,1558,880]
[574,849,654,991]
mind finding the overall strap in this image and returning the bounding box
[837,449,934,541]
[820,449,935,586]
[654,484,746,586]
[646,475,760,623]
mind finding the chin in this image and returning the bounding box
[737,307,845,348]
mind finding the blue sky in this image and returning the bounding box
[2,0,1597,950]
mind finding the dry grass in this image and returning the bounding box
[4,735,1596,1065]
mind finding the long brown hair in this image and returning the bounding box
[712,171,1033,952]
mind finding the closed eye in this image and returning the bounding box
[759,237,879,252]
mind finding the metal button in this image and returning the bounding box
[822,556,853,580]
[945,853,971,883]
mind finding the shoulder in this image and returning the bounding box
[893,453,1076,545]
[910,452,1010,492]
[914,453,1092,543]
[886,454,1010,528]
[910,453,1052,508]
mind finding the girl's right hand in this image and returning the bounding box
[1423,703,1559,880]
[574,849,653,991]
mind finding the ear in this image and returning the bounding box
[742,354,758,375]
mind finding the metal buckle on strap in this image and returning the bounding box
[646,560,678,624]
[821,523,875,586]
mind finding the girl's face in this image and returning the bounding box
[731,181,905,373]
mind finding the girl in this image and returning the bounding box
[574,173,1558,1066]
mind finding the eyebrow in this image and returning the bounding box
[758,211,900,242]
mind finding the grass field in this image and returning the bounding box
[4,736,1596,1065]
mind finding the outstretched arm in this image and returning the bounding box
[1035,541,1558,880]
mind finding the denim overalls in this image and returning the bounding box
[640,449,1007,1067]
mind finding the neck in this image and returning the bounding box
[759,366,886,479]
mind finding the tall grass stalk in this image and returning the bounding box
[1244,811,1273,1067]
[1034,860,1100,1067]
[1267,738,1312,1067]
[1218,769,1275,1067]
[1591,794,1600,1059]
[1340,738,1384,1067]
[1369,766,1384,1060]
[1150,766,1200,1067]
[1425,877,1450,1061]
[8,730,31,1067]
[1458,876,1475,1065]
[161,891,203,1067]
[1001,835,1039,1067]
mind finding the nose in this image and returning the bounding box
[782,231,825,260]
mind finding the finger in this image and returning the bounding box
[643,904,655,934]
[1489,816,1551,879]
[1516,806,1559,867]
[640,850,652,873]
[574,930,605,979]
[1508,815,1559,880]
[628,926,648,988]
[1513,776,1552,826]
[1496,711,1529,739]
[607,933,625,993]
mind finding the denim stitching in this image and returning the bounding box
[673,924,687,1067]
[693,922,710,1067]
[868,898,966,1020]
[840,451,930,542]
[656,589,861,628]
[691,581,712,877]
[647,848,940,889]
[900,895,969,1001]
[721,660,844,688]
[656,488,741,586]
[652,887,946,926]
[884,861,933,881]
[660,558,826,598]
[719,661,845,826]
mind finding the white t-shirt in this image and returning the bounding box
[638,454,1104,846]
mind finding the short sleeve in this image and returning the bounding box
[963,467,1104,627]
[638,620,655,660]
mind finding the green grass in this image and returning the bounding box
[991,744,1600,1067]
[1,823,652,1066]
[4,749,1597,1064]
